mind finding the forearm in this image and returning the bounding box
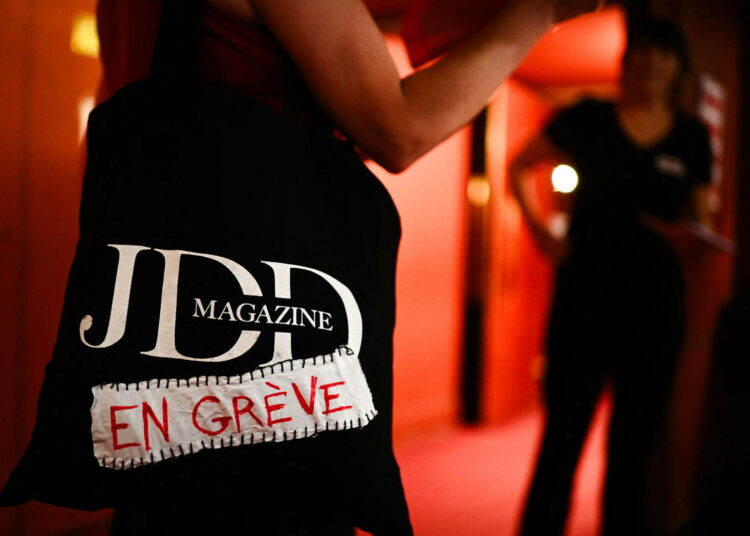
[250,0,595,172]
[396,0,555,164]
[687,185,714,228]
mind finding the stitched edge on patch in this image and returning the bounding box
[90,346,376,470]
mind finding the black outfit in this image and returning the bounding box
[520,99,712,535]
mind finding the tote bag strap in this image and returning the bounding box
[281,58,305,120]
[149,0,201,85]
[148,0,319,126]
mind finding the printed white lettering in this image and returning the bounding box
[261,261,363,367]
[81,244,362,366]
[273,305,292,325]
[236,303,256,322]
[193,298,217,319]
[80,244,150,348]
[256,304,272,324]
[318,311,333,332]
[217,302,237,322]
[141,249,262,362]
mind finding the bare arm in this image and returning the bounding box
[509,135,570,259]
[247,0,600,172]
[687,184,714,227]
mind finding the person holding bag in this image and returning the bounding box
[2,1,601,534]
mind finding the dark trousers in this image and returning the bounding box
[111,505,355,536]
[520,227,685,536]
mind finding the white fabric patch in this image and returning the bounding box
[90,346,376,470]
[655,154,687,178]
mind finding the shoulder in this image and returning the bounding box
[674,111,710,140]
[670,111,713,182]
[671,111,711,154]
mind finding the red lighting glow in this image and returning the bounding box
[514,7,627,86]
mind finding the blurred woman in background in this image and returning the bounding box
[510,18,713,536]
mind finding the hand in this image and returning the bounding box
[640,215,735,261]
[548,0,605,24]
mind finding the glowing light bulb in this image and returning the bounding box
[71,12,99,58]
[467,176,491,206]
[551,164,579,193]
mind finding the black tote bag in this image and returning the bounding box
[1,1,412,533]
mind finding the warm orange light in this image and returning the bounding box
[467,176,491,206]
[71,12,99,58]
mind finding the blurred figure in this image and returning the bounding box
[510,19,713,536]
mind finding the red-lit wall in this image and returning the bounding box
[482,80,556,423]
[0,1,109,534]
[369,36,469,437]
